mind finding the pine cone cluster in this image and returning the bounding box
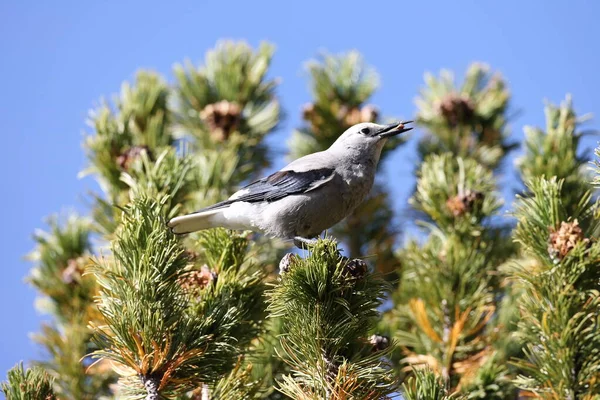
[343,258,368,280]
[446,190,484,217]
[116,145,151,170]
[369,334,390,352]
[302,102,378,133]
[437,93,475,127]
[548,219,589,261]
[178,265,217,294]
[340,104,379,126]
[200,100,242,142]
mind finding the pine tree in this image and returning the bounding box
[90,197,266,398]
[381,64,517,399]
[507,98,600,398]
[509,178,600,398]
[13,40,283,400]
[27,214,115,398]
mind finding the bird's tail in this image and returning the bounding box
[167,209,225,234]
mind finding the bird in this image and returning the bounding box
[168,121,412,248]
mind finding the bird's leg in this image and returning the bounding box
[293,236,319,249]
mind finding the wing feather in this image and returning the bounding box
[191,168,335,214]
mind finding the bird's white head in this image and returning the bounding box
[329,121,413,156]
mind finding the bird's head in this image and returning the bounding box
[330,121,413,154]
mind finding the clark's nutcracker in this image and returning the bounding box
[168,121,412,247]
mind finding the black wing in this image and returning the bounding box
[194,168,335,213]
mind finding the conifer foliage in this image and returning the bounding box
[91,197,266,398]
[1,363,56,400]
[382,64,516,399]
[509,178,600,398]
[507,99,600,399]
[415,63,514,169]
[268,240,396,399]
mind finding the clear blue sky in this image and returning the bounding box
[1,0,599,380]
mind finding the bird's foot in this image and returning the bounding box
[293,236,319,249]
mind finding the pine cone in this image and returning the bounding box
[548,219,589,261]
[302,102,316,121]
[341,104,379,127]
[369,334,390,352]
[200,100,242,142]
[360,104,379,123]
[446,190,484,217]
[279,253,299,275]
[116,145,151,170]
[343,107,363,126]
[62,257,86,285]
[343,259,368,280]
[179,265,217,293]
[437,93,475,126]
[184,250,201,262]
[480,126,501,146]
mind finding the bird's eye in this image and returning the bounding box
[360,127,370,135]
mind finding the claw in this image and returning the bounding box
[293,236,319,249]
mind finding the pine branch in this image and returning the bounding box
[82,71,174,235]
[508,177,600,398]
[402,368,464,400]
[410,154,502,234]
[382,62,519,399]
[83,71,173,201]
[1,363,56,400]
[173,40,280,185]
[386,154,514,398]
[121,147,197,219]
[203,359,263,400]
[268,240,397,399]
[26,214,115,398]
[90,197,267,398]
[415,63,515,170]
[28,214,95,320]
[517,95,592,215]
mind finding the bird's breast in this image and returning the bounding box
[339,163,375,207]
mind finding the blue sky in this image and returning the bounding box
[1,0,599,380]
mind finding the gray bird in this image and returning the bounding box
[168,121,412,247]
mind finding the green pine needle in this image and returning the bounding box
[1,363,56,400]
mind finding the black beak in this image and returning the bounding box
[377,121,413,138]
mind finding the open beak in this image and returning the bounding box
[377,121,413,138]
